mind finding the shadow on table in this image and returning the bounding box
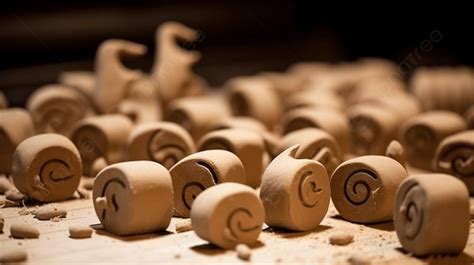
[395,248,474,265]
[90,223,172,242]
[190,240,264,256]
[263,224,332,238]
[330,214,395,231]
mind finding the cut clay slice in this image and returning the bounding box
[260,145,330,231]
[277,128,343,176]
[169,150,245,217]
[330,155,407,223]
[394,174,469,256]
[198,128,265,188]
[11,134,82,202]
[93,161,173,236]
[71,115,133,177]
[128,122,195,169]
[433,130,474,193]
[0,108,34,175]
[190,182,264,249]
[400,110,467,170]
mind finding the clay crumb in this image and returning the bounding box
[34,205,67,221]
[51,216,62,222]
[5,189,27,202]
[69,225,93,238]
[18,208,31,216]
[175,219,193,233]
[0,199,21,208]
[0,177,14,194]
[235,243,251,261]
[348,254,371,265]
[10,223,40,239]
[329,232,354,246]
[0,248,28,263]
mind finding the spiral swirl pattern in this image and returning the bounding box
[225,208,261,242]
[398,184,423,239]
[344,170,380,206]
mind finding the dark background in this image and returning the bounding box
[1,1,472,106]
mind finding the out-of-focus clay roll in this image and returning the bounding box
[11,134,82,202]
[285,88,344,112]
[117,78,162,124]
[0,90,7,109]
[226,76,282,129]
[355,94,421,122]
[433,131,474,193]
[0,109,34,175]
[198,128,265,188]
[26,84,94,136]
[394,174,469,256]
[128,122,195,169]
[71,115,133,176]
[190,182,264,249]
[465,105,474,129]
[94,39,146,113]
[93,161,173,236]
[258,71,306,99]
[330,155,408,223]
[277,128,342,175]
[58,71,96,98]
[400,111,467,170]
[281,107,350,154]
[260,145,330,231]
[169,150,245,217]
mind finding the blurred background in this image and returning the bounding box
[1,1,472,106]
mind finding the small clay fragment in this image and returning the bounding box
[198,128,265,188]
[331,155,408,223]
[191,183,264,249]
[348,254,371,265]
[0,248,28,263]
[433,130,474,194]
[12,134,82,202]
[385,140,406,167]
[0,213,4,232]
[175,219,193,233]
[128,122,195,169]
[5,190,26,202]
[34,205,67,220]
[69,225,93,238]
[0,199,21,207]
[169,150,245,217]
[400,111,467,170]
[235,243,252,261]
[0,177,15,194]
[93,161,173,236]
[10,223,40,239]
[394,174,469,256]
[329,232,354,246]
[71,115,133,176]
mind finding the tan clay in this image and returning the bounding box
[400,111,467,170]
[330,155,408,223]
[465,105,474,129]
[0,248,28,263]
[277,128,343,175]
[0,213,3,232]
[0,177,14,194]
[10,223,40,238]
[69,225,93,238]
[329,232,354,246]
[260,145,330,231]
[34,205,67,220]
[169,150,245,217]
[385,140,406,167]
[71,115,133,176]
[285,88,344,112]
[0,90,7,109]
[12,134,82,202]
[58,70,96,97]
[394,174,469,256]
[198,128,265,188]
[5,189,26,201]
[0,108,35,175]
[433,130,474,193]
[26,84,94,136]
[175,219,193,233]
[128,122,195,169]
[190,182,264,249]
[93,161,173,236]
[235,243,252,261]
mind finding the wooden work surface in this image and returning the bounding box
[2,169,474,265]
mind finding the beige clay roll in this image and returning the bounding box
[394,174,469,256]
[0,90,7,109]
[330,155,407,223]
[71,115,133,176]
[465,105,474,129]
[26,84,94,136]
[198,128,265,188]
[400,111,467,170]
[58,71,96,98]
[282,107,350,154]
[11,134,82,202]
[190,182,264,249]
[260,145,330,231]
[117,78,162,124]
[285,88,344,112]
[169,150,245,218]
[0,109,34,175]
[276,128,342,176]
[433,130,474,193]
[128,122,195,169]
[93,161,173,236]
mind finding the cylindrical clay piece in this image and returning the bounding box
[394,174,469,256]
[191,183,264,249]
[277,128,343,175]
[71,115,133,176]
[93,161,173,236]
[433,130,474,193]
[0,108,34,175]
[260,145,330,231]
[198,128,265,188]
[170,150,245,217]
[128,122,195,169]
[330,155,407,223]
[11,134,82,202]
[400,111,467,170]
